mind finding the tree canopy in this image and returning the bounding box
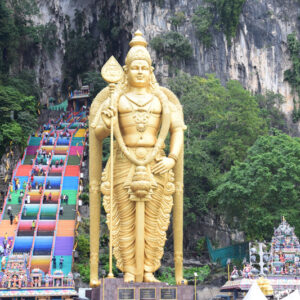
[210,132,300,240]
[0,85,37,155]
[0,0,40,156]
[168,73,278,230]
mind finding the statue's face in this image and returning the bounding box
[127,59,151,88]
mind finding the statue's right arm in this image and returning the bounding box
[94,98,110,141]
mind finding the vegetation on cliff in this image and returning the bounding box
[169,72,289,240]
[192,0,246,46]
[150,31,193,65]
[210,132,300,240]
[284,33,300,122]
[0,0,44,156]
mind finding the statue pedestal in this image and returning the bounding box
[86,278,194,300]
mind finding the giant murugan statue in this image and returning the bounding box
[89,30,186,286]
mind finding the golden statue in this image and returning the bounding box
[89,30,186,286]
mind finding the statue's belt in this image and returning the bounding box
[116,146,165,161]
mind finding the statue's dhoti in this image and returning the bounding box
[101,145,175,274]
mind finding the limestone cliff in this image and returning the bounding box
[33,0,300,126]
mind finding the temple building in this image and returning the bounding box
[221,217,300,299]
[271,217,300,275]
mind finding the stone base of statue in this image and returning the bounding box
[86,278,194,300]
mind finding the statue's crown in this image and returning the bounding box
[129,30,148,47]
[125,30,152,66]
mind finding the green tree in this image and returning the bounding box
[283,33,300,122]
[62,10,99,92]
[192,0,246,46]
[1,70,41,99]
[0,0,18,72]
[150,31,193,64]
[0,85,37,155]
[192,6,214,47]
[284,33,300,97]
[82,71,107,100]
[210,132,300,240]
[256,92,287,132]
[169,11,186,29]
[168,73,268,228]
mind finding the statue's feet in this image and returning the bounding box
[176,277,188,285]
[144,272,160,283]
[90,279,101,287]
[124,272,135,283]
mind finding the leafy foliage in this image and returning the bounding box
[150,31,193,64]
[192,0,246,46]
[0,0,18,72]
[79,192,89,205]
[62,10,98,91]
[196,237,207,256]
[0,0,56,69]
[0,1,50,155]
[256,92,287,132]
[284,33,300,122]
[73,234,90,283]
[169,11,186,29]
[168,73,285,231]
[1,70,41,100]
[192,6,214,47]
[210,132,300,240]
[73,218,90,283]
[0,85,37,156]
[157,265,210,285]
[82,71,107,100]
[40,22,58,58]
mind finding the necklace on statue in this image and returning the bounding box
[125,94,154,134]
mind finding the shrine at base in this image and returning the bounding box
[221,218,300,299]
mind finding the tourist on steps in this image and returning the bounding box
[7,205,12,215]
[31,220,36,231]
[52,256,56,269]
[9,214,13,225]
[59,256,64,269]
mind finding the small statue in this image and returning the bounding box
[243,264,252,278]
[230,266,239,280]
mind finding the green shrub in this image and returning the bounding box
[192,6,214,47]
[73,263,90,283]
[196,237,207,256]
[150,31,193,64]
[41,22,58,58]
[82,71,107,100]
[157,265,210,285]
[284,33,300,122]
[80,193,89,205]
[0,85,38,156]
[192,0,246,46]
[76,234,90,260]
[169,12,186,28]
[100,253,119,277]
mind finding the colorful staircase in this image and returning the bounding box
[0,111,87,278]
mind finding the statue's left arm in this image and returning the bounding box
[152,102,185,174]
[169,103,185,160]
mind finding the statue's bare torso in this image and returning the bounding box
[118,93,162,147]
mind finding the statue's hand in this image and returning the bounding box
[152,157,175,174]
[101,106,116,128]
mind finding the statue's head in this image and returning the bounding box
[124,30,154,88]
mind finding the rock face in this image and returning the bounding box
[27,0,300,246]
[33,0,300,121]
